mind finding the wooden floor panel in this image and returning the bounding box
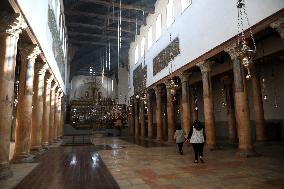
[14,146,119,189]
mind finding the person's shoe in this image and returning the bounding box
[200,157,204,163]
[194,160,198,163]
[180,150,183,155]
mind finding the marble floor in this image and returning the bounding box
[94,137,284,189]
[1,137,284,189]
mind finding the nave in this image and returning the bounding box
[1,136,284,189]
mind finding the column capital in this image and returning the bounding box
[270,17,284,40]
[224,44,238,60]
[153,85,163,95]
[19,43,41,62]
[179,72,192,83]
[51,81,58,91]
[35,62,48,75]
[0,12,27,37]
[197,61,213,73]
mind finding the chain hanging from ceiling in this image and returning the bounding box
[235,0,257,80]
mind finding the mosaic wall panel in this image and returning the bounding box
[48,4,65,82]
[133,64,147,94]
[153,37,180,76]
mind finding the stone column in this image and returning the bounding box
[53,87,60,141]
[56,92,63,139]
[0,12,27,179]
[180,72,192,135]
[154,86,163,141]
[59,95,65,138]
[221,75,237,144]
[147,93,153,139]
[140,99,145,137]
[197,61,216,149]
[225,47,254,156]
[191,88,198,122]
[134,97,139,137]
[13,44,41,162]
[165,83,175,143]
[30,62,47,151]
[128,99,134,136]
[49,81,57,143]
[41,73,52,147]
[251,66,266,142]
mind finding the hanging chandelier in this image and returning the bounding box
[167,33,179,95]
[235,0,256,80]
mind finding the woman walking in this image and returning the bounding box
[187,120,206,163]
[174,124,185,155]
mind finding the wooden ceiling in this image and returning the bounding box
[64,0,156,78]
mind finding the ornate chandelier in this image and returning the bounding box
[168,33,179,95]
[235,0,256,79]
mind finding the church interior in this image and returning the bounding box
[0,0,284,188]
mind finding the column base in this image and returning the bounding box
[0,163,13,180]
[236,148,261,158]
[30,145,43,152]
[166,140,175,144]
[41,142,49,150]
[205,143,221,151]
[11,153,35,164]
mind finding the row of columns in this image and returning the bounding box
[127,17,284,156]
[0,12,64,179]
[128,47,268,154]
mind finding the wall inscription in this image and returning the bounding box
[153,37,180,76]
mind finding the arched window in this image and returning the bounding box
[141,37,145,57]
[166,0,174,27]
[134,45,138,64]
[148,26,152,49]
[155,14,162,40]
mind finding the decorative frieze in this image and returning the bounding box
[153,37,180,76]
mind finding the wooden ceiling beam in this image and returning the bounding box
[65,10,144,25]
[69,31,131,41]
[67,22,135,34]
[70,40,129,47]
[80,0,154,13]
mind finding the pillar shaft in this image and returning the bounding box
[222,76,237,144]
[13,44,41,161]
[30,63,46,150]
[140,100,145,137]
[154,86,163,141]
[128,99,134,136]
[134,98,139,137]
[166,85,175,142]
[180,73,191,135]
[56,95,62,139]
[147,93,153,138]
[49,82,56,143]
[198,61,216,148]
[0,12,27,179]
[41,74,52,146]
[53,89,59,141]
[251,66,266,142]
[224,45,254,153]
[233,59,252,150]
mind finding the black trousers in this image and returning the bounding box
[192,143,204,160]
[177,142,184,152]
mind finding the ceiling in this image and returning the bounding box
[63,0,157,79]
